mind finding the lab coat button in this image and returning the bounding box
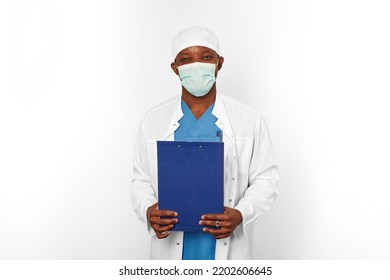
[224,242,228,246]
[232,177,235,181]
[176,243,180,245]
[229,198,232,202]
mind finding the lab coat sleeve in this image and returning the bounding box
[130,120,158,236]
[234,113,279,239]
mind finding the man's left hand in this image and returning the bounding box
[200,207,243,239]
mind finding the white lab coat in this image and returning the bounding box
[130,93,279,259]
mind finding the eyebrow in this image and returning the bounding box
[178,49,216,55]
[202,50,219,58]
[175,49,218,62]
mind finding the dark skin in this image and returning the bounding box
[171,46,223,119]
[147,46,242,239]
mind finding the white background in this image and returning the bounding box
[1,0,389,259]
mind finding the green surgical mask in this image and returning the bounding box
[177,62,216,97]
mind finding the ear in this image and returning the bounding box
[171,62,179,76]
[217,56,224,71]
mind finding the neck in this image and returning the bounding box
[181,84,217,119]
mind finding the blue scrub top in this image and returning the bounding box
[174,99,223,260]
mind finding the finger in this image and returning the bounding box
[215,233,231,239]
[202,228,232,239]
[202,227,229,235]
[156,231,170,239]
[199,219,226,228]
[150,210,178,217]
[152,223,174,233]
[201,214,227,221]
[149,217,178,226]
[204,230,232,239]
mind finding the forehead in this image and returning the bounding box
[176,46,218,57]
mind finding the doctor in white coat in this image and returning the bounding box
[130,26,279,259]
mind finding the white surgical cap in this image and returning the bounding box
[171,26,220,60]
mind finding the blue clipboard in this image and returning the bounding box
[157,141,224,232]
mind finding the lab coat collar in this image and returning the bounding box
[212,93,235,140]
[163,93,235,141]
[163,95,183,140]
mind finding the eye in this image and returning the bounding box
[180,57,190,63]
[202,55,213,60]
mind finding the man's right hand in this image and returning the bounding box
[147,202,178,239]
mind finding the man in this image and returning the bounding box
[130,26,278,259]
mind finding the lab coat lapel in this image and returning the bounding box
[212,93,235,149]
[163,96,183,140]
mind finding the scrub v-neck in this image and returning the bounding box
[174,99,223,260]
